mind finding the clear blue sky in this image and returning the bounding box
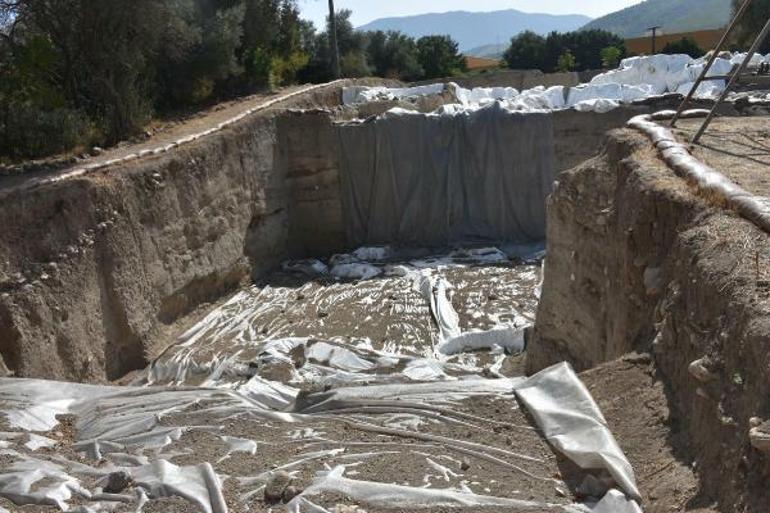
[297,0,641,28]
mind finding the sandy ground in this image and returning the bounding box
[673,117,770,198]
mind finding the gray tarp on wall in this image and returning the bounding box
[337,103,555,247]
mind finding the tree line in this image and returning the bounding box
[0,1,466,161]
[503,29,628,73]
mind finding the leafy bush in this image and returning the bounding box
[557,50,577,72]
[601,46,623,68]
[0,103,94,161]
[661,37,704,58]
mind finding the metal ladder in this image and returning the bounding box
[670,0,770,143]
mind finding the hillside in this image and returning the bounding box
[465,43,507,59]
[582,0,731,38]
[358,10,591,52]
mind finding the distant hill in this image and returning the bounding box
[358,10,592,52]
[582,0,731,38]
[465,43,507,59]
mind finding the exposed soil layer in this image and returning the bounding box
[0,81,379,383]
[532,126,770,512]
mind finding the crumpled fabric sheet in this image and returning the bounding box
[516,363,642,501]
[290,466,584,512]
[628,111,770,234]
[337,102,555,247]
[417,270,529,357]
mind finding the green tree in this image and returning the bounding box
[416,35,467,79]
[600,46,623,68]
[544,30,625,73]
[0,0,309,160]
[661,37,704,58]
[556,50,577,72]
[363,30,422,80]
[503,31,547,70]
[732,0,770,53]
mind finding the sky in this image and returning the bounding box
[297,0,642,29]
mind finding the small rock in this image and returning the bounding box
[750,423,770,453]
[90,146,104,156]
[282,485,301,502]
[460,458,471,471]
[643,266,664,296]
[264,470,291,503]
[688,358,716,383]
[623,352,651,365]
[487,293,500,301]
[318,310,329,318]
[104,471,132,494]
[296,293,305,301]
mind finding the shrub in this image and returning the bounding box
[661,37,704,58]
[601,46,623,68]
[557,50,577,72]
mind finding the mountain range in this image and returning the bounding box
[357,0,733,57]
[357,10,592,53]
[581,0,732,38]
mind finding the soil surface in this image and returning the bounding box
[673,117,770,198]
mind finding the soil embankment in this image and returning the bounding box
[532,127,770,511]
[0,81,383,383]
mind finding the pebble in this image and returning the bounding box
[282,485,301,502]
[460,458,471,471]
[688,358,716,383]
[104,471,132,494]
[264,470,291,503]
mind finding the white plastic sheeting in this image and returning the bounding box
[341,53,754,117]
[516,363,641,501]
[0,247,643,512]
[289,466,585,512]
[0,364,643,513]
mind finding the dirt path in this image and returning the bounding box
[0,81,341,198]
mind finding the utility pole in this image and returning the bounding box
[328,0,341,79]
[648,26,661,54]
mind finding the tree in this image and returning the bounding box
[503,31,547,70]
[416,35,467,79]
[0,0,310,160]
[732,0,770,53]
[328,0,340,78]
[661,37,704,58]
[601,46,623,69]
[364,30,422,80]
[505,29,625,73]
[556,50,577,72]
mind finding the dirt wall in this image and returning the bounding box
[0,85,354,383]
[531,129,770,511]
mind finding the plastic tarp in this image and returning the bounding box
[516,362,642,501]
[337,102,555,247]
